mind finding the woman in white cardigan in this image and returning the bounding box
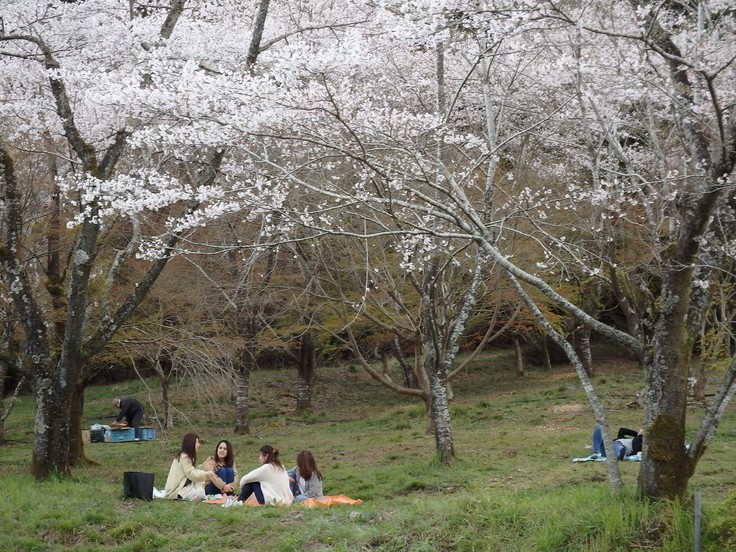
[163,433,215,500]
[234,445,292,506]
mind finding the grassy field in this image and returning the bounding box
[1,349,734,551]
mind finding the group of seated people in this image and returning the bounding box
[162,433,322,506]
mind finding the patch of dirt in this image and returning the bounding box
[552,404,587,414]
[533,425,581,432]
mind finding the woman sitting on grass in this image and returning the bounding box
[204,439,238,496]
[163,432,215,500]
[227,445,292,506]
[288,450,323,502]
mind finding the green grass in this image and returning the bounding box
[0,350,734,551]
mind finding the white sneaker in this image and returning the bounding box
[222,497,241,508]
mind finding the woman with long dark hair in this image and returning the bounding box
[225,445,292,506]
[163,433,215,500]
[288,450,323,502]
[204,439,238,496]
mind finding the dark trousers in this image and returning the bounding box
[205,467,236,495]
[127,409,144,438]
[237,482,265,505]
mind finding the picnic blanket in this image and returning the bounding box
[300,495,363,508]
[204,495,260,506]
[572,454,642,463]
[203,494,362,507]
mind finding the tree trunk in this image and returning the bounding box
[68,374,90,467]
[162,372,173,429]
[421,257,454,463]
[391,337,418,388]
[514,335,525,377]
[578,325,594,377]
[638,271,695,499]
[540,332,552,370]
[693,360,708,404]
[0,358,7,442]
[154,355,175,428]
[426,350,454,464]
[234,342,254,434]
[296,331,317,411]
[32,370,73,478]
[379,347,390,380]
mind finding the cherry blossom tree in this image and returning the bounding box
[249,0,735,498]
[2,0,733,501]
[0,0,277,477]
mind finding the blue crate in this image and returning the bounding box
[139,428,156,441]
[110,428,135,442]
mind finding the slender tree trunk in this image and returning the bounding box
[693,359,707,404]
[378,347,390,380]
[234,340,255,434]
[578,326,594,377]
[535,330,552,370]
[154,355,174,428]
[421,254,454,462]
[426,350,454,464]
[0,358,7,442]
[296,331,317,411]
[514,335,525,377]
[0,312,12,441]
[162,373,173,429]
[391,337,418,388]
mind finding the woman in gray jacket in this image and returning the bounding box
[288,450,323,502]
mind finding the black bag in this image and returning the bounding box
[123,471,154,501]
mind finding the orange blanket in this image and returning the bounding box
[300,494,363,508]
[204,494,362,507]
[204,495,260,506]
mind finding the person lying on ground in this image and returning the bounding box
[591,424,644,460]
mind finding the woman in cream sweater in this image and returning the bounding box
[231,445,292,506]
[163,433,215,500]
